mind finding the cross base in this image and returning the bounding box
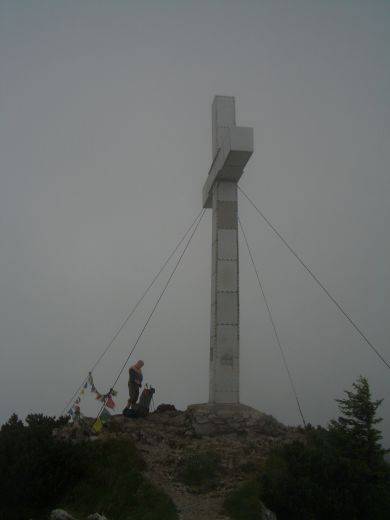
[186,403,286,437]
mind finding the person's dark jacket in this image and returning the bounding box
[129,367,143,386]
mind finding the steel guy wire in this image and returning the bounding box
[93,209,206,422]
[61,208,205,416]
[239,217,307,427]
[238,186,390,372]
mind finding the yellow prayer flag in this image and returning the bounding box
[80,389,85,395]
[92,418,103,433]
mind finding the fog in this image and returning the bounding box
[1,1,389,446]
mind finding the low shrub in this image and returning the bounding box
[0,413,87,520]
[224,377,390,520]
[177,449,221,492]
[62,439,176,520]
[0,413,178,520]
[224,480,264,520]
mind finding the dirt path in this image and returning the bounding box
[119,411,280,519]
[59,408,300,519]
[140,441,231,520]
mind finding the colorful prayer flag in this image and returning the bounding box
[92,418,103,433]
[95,393,102,400]
[91,384,97,393]
[68,408,74,416]
[80,389,85,395]
[83,381,88,389]
[100,408,111,424]
[106,397,116,409]
[110,389,118,396]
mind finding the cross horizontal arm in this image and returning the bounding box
[203,126,253,208]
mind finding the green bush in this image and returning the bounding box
[62,439,177,520]
[260,430,349,519]
[259,377,390,520]
[224,377,390,520]
[0,413,87,520]
[224,480,264,520]
[0,413,178,520]
[177,449,221,492]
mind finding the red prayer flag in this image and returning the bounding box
[106,397,116,409]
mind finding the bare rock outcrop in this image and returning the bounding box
[50,511,108,520]
[54,404,301,519]
[186,403,287,437]
[50,510,76,520]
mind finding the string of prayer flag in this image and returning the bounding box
[106,396,116,409]
[92,417,103,434]
[100,408,111,424]
[67,371,117,418]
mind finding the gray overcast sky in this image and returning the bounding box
[1,1,389,445]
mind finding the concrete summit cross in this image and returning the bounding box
[203,96,253,404]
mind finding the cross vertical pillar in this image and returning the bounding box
[203,96,253,404]
[210,180,239,403]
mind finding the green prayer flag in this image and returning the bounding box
[100,408,111,424]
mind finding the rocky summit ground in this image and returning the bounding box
[55,404,303,520]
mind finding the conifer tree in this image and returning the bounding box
[329,375,387,466]
[256,376,390,519]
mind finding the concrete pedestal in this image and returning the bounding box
[186,403,287,437]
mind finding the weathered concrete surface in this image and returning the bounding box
[203,96,253,208]
[209,180,240,404]
[203,96,254,405]
[186,403,288,437]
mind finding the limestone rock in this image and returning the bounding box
[50,510,76,520]
[186,403,287,437]
[52,418,93,443]
[261,503,277,519]
[155,403,177,413]
[53,403,301,520]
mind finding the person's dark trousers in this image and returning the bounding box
[128,381,140,408]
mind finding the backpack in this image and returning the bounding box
[122,386,155,419]
[122,407,138,419]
